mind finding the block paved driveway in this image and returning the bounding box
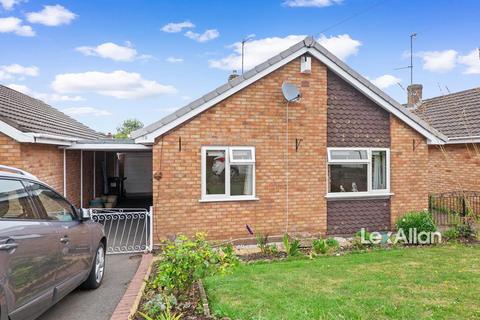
[38,254,142,320]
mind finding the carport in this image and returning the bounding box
[65,139,154,254]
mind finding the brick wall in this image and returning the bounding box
[390,115,429,226]
[152,57,328,241]
[0,133,94,208]
[428,144,480,193]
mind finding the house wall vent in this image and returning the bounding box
[300,56,311,74]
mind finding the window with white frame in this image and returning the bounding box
[201,146,256,201]
[327,148,390,196]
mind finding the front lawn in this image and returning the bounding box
[204,245,480,319]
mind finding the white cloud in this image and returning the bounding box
[458,49,480,74]
[6,83,29,93]
[161,21,195,33]
[283,0,342,7]
[51,70,177,99]
[6,83,84,102]
[317,34,361,60]
[370,74,401,89]
[166,56,183,63]
[209,34,360,71]
[1,64,39,77]
[418,50,458,73]
[0,17,34,36]
[185,29,219,43]
[76,42,150,62]
[63,107,111,117]
[26,5,76,26]
[0,0,24,10]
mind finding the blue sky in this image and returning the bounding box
[1,0,479,133]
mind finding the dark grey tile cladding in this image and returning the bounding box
[327,71,390,148]
[327,199,391,236]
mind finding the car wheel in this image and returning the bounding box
[82,242,106,289]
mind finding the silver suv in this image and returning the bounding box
[0,166,106,320]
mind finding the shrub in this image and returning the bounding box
[283,234,301,257]
[312,238,328,255]
[312,237,339,255]
[325,237,339,249]
[443,228,460,240]
[141,294,177,319]
[396,211,437,234]
[152,233,237,297]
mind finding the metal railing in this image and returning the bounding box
[429,191,480,226]
[90,207,153,255]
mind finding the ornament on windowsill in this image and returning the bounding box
[352,182,358,192]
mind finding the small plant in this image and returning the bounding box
[283,233,301,257]
[325,237,339,249]
[396,211,437,234]
[255,233,269,253]
[443,227,460,240]
[139,292,181,320]
[312,238,328,255]
[352,230,373,250]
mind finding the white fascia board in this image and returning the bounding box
[66,143,152,151]
[0,120,34,143]
[307,49,445,145]
[445,138,480,144]
[135,47,309,144]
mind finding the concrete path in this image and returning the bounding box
[38,254,142,320]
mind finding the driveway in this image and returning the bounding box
[38,254,142,320]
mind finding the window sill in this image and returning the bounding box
[199,197,259,203]
[325,192,393,201]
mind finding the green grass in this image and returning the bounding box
[204,245,480,320]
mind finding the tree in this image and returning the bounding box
[114,119,144,139]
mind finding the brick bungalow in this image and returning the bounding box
[2,37,477,243]
[0,85,150,208]
[130,37,451,241]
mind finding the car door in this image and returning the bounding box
[0,178,59,320]
[25,182,93,302]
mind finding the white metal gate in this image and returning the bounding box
[90,207,153,255]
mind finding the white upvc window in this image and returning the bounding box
[327,147,390,198]
[201,146,256,202]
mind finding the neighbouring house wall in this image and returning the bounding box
[428,144,480,193]
[0,133,94,208]
[326,71,392,235]
[390,115,429,226]
[152,57,328,241]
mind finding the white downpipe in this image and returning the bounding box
[63,149,67,196]
[80,150,83,208]
[149,206,154,252]
[285,101,290,234]
[93,151,96,197]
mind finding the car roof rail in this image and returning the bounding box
[0,165,38,180]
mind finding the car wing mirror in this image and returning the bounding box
[78,208,91,221]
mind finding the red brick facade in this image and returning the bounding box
[0,133,95,207]
[150,57,436,242]
[152,58,328,241]
[428,144,480,194]
[390,115,429,225]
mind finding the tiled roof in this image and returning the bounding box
[0,85,104,140]
[415,87,480,139]
[132,36,445,143]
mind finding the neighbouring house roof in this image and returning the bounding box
[0,84,104,142]
[414,87,480,143]
[131,36,447,145]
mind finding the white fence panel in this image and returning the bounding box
[90,207,153,255]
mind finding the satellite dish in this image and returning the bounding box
[282,82,301,102]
